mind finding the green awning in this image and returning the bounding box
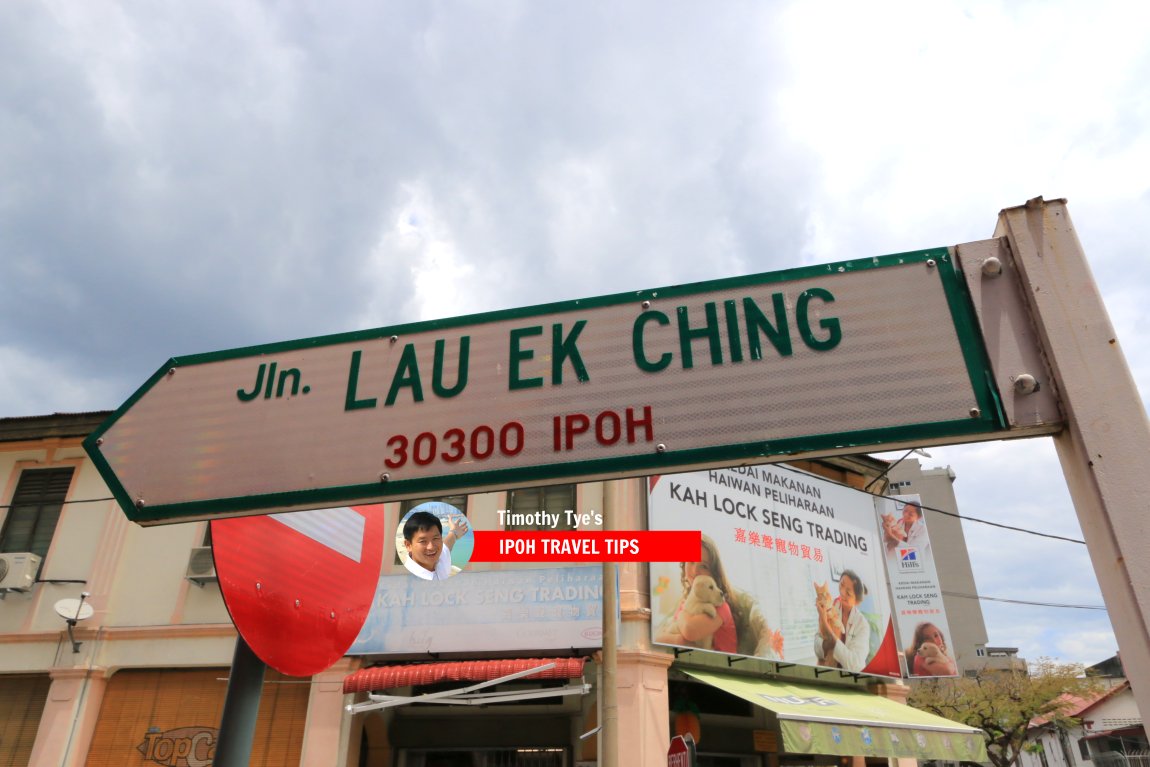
[683,669,988,762]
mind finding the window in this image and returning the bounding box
[1078,737,1091,760]
[505,485,577,530]
[1,467,74,558]
[401,495,468,516]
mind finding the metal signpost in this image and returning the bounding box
[208,505,385,766]
[986,199,1150,715]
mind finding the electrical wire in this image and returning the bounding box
[891,495,1086,545]
[775,457,1089,545]
[942,590,1107,611]
[775,462,1102,612]
[0,496,114,510]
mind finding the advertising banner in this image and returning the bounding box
[649,466,901,677]
[878,494,958,677]
[349,565,604,654]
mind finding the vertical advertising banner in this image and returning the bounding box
[649,466,901,677]
[878,494,958,677]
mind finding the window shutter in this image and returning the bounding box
[0,674,51,767]
[507,486,576,530]
[1,467,74,557]
[400,495,468,515]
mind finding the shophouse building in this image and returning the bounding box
[1,412,984,767]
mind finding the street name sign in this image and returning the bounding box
[210,504,386,677]
[86,247,1009,525]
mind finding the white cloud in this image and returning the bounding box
[1054,629,1120,668]
[0,346,120,416]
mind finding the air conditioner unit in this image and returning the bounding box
[185,546,217,586]
[0,552,42,591]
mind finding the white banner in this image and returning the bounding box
[878,494,958,677]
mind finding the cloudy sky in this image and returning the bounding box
[3,1,1146,668]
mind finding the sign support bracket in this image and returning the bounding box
[994,197,1150,714]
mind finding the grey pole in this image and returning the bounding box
[214,635,267,767]
[601,560,618,767]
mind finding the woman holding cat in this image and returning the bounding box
[883,501,931,562]
[816,570,870,672]
[905,622,957,676]
[654,534,743,653]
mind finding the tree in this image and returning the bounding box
[908,659,1100,767]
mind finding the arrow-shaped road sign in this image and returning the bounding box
[85,248,1010,525]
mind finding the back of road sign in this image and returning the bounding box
[667,734,697,767]
[211,504,386,677]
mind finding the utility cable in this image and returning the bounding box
[942,590,1107,611]
[774,457,1088,545]
[912,499,1086,545]
[0,496,114,509]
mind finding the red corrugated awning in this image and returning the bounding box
[344,657,587,694]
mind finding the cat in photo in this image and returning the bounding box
[814,580,844,638]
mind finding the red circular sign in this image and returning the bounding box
[211,504,385,676]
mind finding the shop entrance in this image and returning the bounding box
[398,748,567,767]
[694,755,762,767]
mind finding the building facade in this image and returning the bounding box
[2,413,982,767]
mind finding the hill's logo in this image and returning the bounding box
[137,727,217,767]
[898,548,921,571]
